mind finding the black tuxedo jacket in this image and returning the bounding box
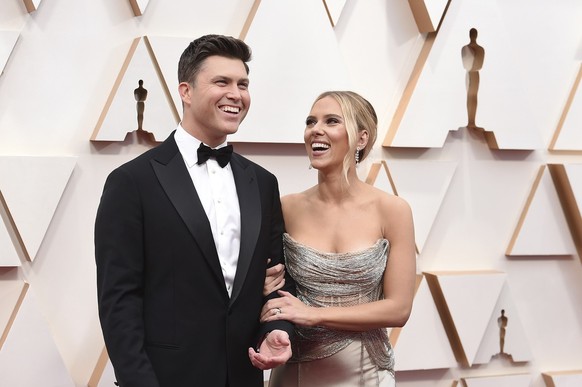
[95,132,294,387]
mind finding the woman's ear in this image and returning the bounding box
[357,130,369,150]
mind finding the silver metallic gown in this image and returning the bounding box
[269,233,395,387]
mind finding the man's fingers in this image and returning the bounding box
[248,348,268,370]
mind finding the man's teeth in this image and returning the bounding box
[312,143,330,151]
[221,106,240,113]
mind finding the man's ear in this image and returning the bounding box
[178,82,191,105]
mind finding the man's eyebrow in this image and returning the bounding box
[210,75,249,83]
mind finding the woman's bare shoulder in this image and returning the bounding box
[281,189,317,231]
[282,187,315,206]
[363,184,412,218]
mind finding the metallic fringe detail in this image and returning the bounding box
[283,233,395,374]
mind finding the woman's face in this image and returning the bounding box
[304,96,350,171]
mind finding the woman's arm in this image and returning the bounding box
[261,194,416,332]
[264,260,286,296]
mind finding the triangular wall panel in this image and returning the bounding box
[236,0,351,143]
[462,374,532,387]
[392,275,457,371]
[547,163,582,262]
[22,0,42,13]
[88,346,117,387]
[506,165,576,256]
[562,164,582,210]
[365,161,396,195]
[366,160,456,254]
[0,285,74,386]
[0,157,77,261]
[146,36,193,123]
[0,280,26,349]
[91,37,179,142]
[99,360,117,387]
[560,163,582,257]
[128,0,150,16]
[542,370,582,387]
[330,0,420,135]
[386,0,541,149]
[425,271,506,367]
[384,160,456,253]
[0,202,20,266]
[323,0,347,27]
[0,31,19,77]
[408,0,449,33]
[549,64,582,151]
[473,281,533,364]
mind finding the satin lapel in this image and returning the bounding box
[150,139,225,289]
[230,154,261,305]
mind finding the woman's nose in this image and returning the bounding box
[312,123,324,134]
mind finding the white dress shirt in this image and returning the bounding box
[175,124,241,297]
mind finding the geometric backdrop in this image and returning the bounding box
[0,1,581,386]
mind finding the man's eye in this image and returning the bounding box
[238,83,249,90]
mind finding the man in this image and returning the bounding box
[95,34,294,387]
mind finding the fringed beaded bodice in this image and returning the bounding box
[283,233,395,373]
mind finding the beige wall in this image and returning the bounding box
[0,0,581,386]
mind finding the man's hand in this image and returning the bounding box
[248,329,291,370]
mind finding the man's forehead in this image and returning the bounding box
[199,56,248,77]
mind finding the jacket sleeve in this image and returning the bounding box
[257,175,296,342]
[95,167,160,387]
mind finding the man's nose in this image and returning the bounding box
[226,85,242,100]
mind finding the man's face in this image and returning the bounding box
[181,55,250,146]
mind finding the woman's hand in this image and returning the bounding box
[263,259,286,296]
[261,290,318,326]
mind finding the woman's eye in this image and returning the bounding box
[305,118,316,126]
[327,118,339,124]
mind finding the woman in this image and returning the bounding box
[258,91,416,386]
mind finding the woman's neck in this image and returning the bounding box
[316,168,361,204]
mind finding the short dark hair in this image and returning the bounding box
[178,34,252,85]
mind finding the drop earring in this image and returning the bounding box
[355,147,361,164]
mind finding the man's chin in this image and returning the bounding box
[223,126,240,135]
[219,117,246,135]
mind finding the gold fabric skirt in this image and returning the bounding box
[268,339,395,387]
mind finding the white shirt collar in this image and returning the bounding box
[174,124,229,168]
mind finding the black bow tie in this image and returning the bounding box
[197,143,233,168]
